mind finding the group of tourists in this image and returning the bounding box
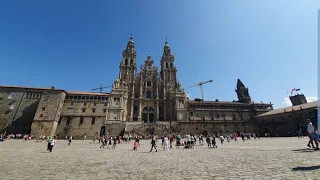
[98,135,118,149]
[1,118,318,153]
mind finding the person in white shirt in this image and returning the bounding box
[219,135,225,145]
[49,138,56,152]
[306,119,319,151]
[164,136,169,151]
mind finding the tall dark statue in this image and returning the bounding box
[235,79,252,103]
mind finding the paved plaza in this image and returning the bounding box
[0,137,319,180]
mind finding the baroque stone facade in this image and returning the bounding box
[0,36,281,138]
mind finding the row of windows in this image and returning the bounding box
[65,95,108,101]
[67,107,107,113]
[25,92,42,99]
[134,90,153,99]
[58,117,96,125]
[261,112,314,122]
[69,102,109,106]
[189,112,244,120]
[143,81,152,87]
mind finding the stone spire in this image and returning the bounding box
[147,50,152,61]
[123,34,136,56]
[163,37,171,56]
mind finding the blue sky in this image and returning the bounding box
[0,0,319,108]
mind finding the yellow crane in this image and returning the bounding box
[186,80,213,100]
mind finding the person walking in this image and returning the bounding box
[169,135,174,148]
[49,137,56,152]
[47,136,52,151]
[164,136,169,151]
[199,135,203,146]
[112,137,117,149]
[150,136,157,152]
[100,136,106,148]
[306,119,319,151]
[133,140,139,151]
[68,136,72,145]
[219,135,224,145]
[212,134,217,148]
[206,135,211,148]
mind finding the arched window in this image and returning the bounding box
[125,59,128,65]
[146,90,152,99]
[170,63,173,68]
[133,105,138,116]
[130,59,133,65]
[142,106,154,123]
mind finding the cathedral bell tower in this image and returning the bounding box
[160,39,177,92]
[235,79,252,103]
[119,34,137,83]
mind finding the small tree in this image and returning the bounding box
[51,86,55,89]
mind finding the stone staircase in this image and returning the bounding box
[123,122,173,137]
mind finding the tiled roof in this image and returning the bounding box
[188,100,272,106]
[0,85,110,96]
[0,85,65,91]
[66,91,109,96]
[256,101,318,117]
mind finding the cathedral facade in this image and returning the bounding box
[0,36,281,138]
[106,35,186,125]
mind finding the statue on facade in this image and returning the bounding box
[115,78,120,89]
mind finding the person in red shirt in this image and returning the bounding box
[169,135,174,148]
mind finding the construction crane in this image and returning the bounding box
[92,83,112,93]
[186,80,213,100]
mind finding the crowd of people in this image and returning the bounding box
[0,118,319,152]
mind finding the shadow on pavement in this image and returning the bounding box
[292,165,320,171]
[291,148,315,153]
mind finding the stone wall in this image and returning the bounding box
[0,88,41,134]
[54,95,110,139]
[55,116,105,139]
[177,122,256,136]
[255,108,317,137]
[187,108,252,122]
[30,90,66,136]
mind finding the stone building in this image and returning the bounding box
[255,94,318,137]
[0,86,111,138]
[0,36,279,138]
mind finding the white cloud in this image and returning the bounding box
[282,96,318,107]
[282,98,292,107]
[306,96,318,102]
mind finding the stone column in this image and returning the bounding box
[140,82,143,98]
[138,100,142,121]
[164,90,167,121]
[138,81,143,122]
[156,101,159,122]
[130,84,135,121]
[156,82,159,98]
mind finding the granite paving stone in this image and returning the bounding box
[0,137,319,179]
